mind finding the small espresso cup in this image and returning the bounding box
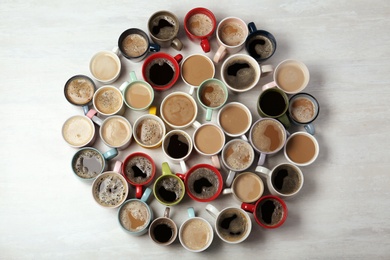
[62,110,98,148]
[71,147,118,181]
[122,152,156,199]
[162,130,193,173]
[241,195,288,229]
[149,207,178,246]
[197,78,228,121]
[284,131,319,166]
[184,7,217,53]
[89,47,121,84]
[133,108,166,149]
[213,17,249,63]
[93,115,133,150]
[249,118,287,165]
[177,164,223,203]
[160,91,198,129]
[148,10,183,51]
[142,52,183,91]
[262,59,310,94]
[153,162,186,206]
[92,85,125,117]
[288,93,320,135]
[221,138,255,187]
[205,204,252,244]
[118,187,153,236]
[222,171,264,203]
[92,161,129,208]
[118,28,160,62]
[64,75,96,114]
[119,71,154,111]
[179,207,214,252]
[217,102,252,138]
[221,53,273,93]
[245,22,277,62]
[192,122,225,168]
[255,163,304,199]
[257,87,291,129]
[181,54,215,95]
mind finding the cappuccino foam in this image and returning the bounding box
[251,119,285,153]
[223,141,253,170]
[136,118,163,146]
[119,200,150,231]
[90,52,119,81]
[62,116,94,147]
[181,218,211,251]
[162,94,196,126]
[219,21,245,46]
[101,117,131,147]
[122,34,148,57]
[290,97,316,123]
[94,88,122,115]
[200,83,225,107]
[65,76,94,105]
[187,13,213,36]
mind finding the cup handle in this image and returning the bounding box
[257,152,266,166]
[200,38,210,53]
[226,170,236,187]
[240,135,249,142]
[205,108,213,121]
[164,207,170,218]
[103,148,118,160]
[140,187,152,202]
[176,173,185,181]
[262,81,277,91]
[222,188,233,195]
[277,113,291,129]
[213,45,227,63]
[162,162,172,176]
[192,121,201,129]
[255,165,271,178]
[149,43,160,53]
[82,105,89,115]
[180,160,188,173]
[129,71,137,82]
[112,46,119,55]
[260,64,274,76]
[205,204,219,219]
[171,38,183,51]
[149,106,157,115]
[135,185,143,199]
[211,155,221,169]
[305,123,315,135]
[248,22,257,33]
[119,81,129,92]
[241,202,255,213]
[113,160,122,173]
[189,86,195,95]
[188,207,195,218]
[174,54,183,64]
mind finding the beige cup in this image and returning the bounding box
[89,47,121,84]
[223,172,264,203]
[62,110,98,148]
[92,85,125,117]
[133,107,166,149]
[149,207,178,246]
[213,17,249,63]
[93,115,133,150]
[217,102,252,138]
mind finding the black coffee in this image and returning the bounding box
[167,134,189,159]
[272,166,301,194]
[124,156,153,184]
[223,59,256,90]
[247,35,274,60]
[148,59,175,86]
[153,223,173,243]
[256,198,284,226]
[217,209,248,242]
[260,90,286,116]
[155,176,183,203]
[158,186,177,202]
[152,19,174,35]
[187,168,220,200]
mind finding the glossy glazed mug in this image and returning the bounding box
[119,71,154,111]
[162,130,193,173]
[222,171,264,203]
[149,207,178,246]
[89,47,121,84]
[92,85,125,117]
[284,131,319,166]
[64,74,96,114]
[217,102,252,139]
[288,93,320,135]
[196,78,228,121]
[93,115,133,150]
[245,22,277,62]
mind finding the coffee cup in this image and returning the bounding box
[255,163,304,199]
[241,195,288,229]
[149,207,178,246]
[245,22,277,63]
[284,131,319,166]
[64,75,96,114]
[93,115,133,150]
[119,71,154,111]
[213,17,249,63]
[153,162,185,206]
[249,118,287,165]
[180,54,215,95]
[147,10,183,51]
[196,79,228,121]
[222,171,264,203]
[89,47,121,84]
[217,102,252,138]
[160,91,198,129]
[288,93,320,135]
[118,28,160,62]
[221,138,255,187]
[205,204,252,244]
[122,152,156,199]
[142,52,183,91]
[257,87,291,129]
[179,207,214,252]
[192,122,225,168]
[184,7,216,53]
[71,147,118,181]
[92,161,129,208]
[92,85,125,117]
[62,110,98,148]
[262,59,310,94]
[221,53,273,93]
[177,164,223,202]
[118,187,153,236]
[133,108,166,149]
[162,130,193,173]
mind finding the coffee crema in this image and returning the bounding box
[219,22,245,46]
[187,167,220,200]
[272,165,302,195]
[124,156,153,184]
[125,83,152,109]
[90,52,120,82]
[217,209,248,242]
[286,134,317,164]
[182,55,214,86]
[219,104,250,135]
[247,35,274,60]
[119,200,150,232]
[162,94,196,127]
[194,125,224,155]
[73,149,104,179]
[223,141,253,170]
[93,173,127,207]
[136,118,163,146]
[181,218,211,251]
[94,88,123,115]
[251,119,285,153]
[290,97,316,123]
[200,83,225,108]
[62,116,94,147]
[223,58,257,90]
[276,63,306,92]
[187,13,213,36]
[65,76,94,105]
[155,176,184,203]
[122,34,148,57]
[151,16,177,39]
[101,117,131,147]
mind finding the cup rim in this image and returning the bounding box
[284,131,319,166]
[89,50,121,84]
[288,92,320,124]
[231,171,264,203]
[99,115,133,149]
[221,138,255,172]
[62,115,96,148]
[92,85,124,116]
[71,147,105,181]
[122,152,156,186]
[92,171,129,208]
[148,10,180,41]
[64,74,96,106]
[274,59,310,94]
[184,7,216,39]
[253,195,288,229]
[216,16,249,48]
[133,113,166,148]
[118,28,150,60]
[180,53,215,88]
[148,216,178,245]
[217,102,252,137]
[196,78,228,110]
[179,216,214,252]
[122,80,154,111]
[117,198,153,234]
[221,53,261,93]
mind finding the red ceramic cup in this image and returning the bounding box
[177,164,223,202]
[142,52,182,91]
[121,152,156,199]
[184,7,217,53]
[241,195,288,229]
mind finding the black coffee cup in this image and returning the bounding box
[245,22,277,63]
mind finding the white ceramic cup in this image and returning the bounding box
[89,47,121,84]
[284,131,319,166]
[92,85,125,117]
[217,102,252,139]
[222,171,264,203]
[162,130,193,173]
[93,115,133,150]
